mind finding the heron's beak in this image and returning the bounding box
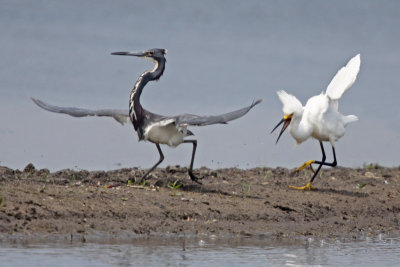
[111,51,147,57]
[271,114,292,144]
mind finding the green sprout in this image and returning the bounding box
[168,180,182,196]
[45,173,55,184]
[38,185,46,193]
[168,180,182,190]
[240,182,251,199]
[357,182,367,189]
[129,177,147,186]
[364,163,383,170]
[264,170,272,180]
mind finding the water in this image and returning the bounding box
[0,0,400,172]
[0,236,399,266]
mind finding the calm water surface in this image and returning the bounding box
[0,236,399,266]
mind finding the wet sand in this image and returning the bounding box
[0,164,399,240]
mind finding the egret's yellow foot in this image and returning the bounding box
[289,182,314,190]
[296,160,316,173]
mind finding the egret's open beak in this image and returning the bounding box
[271,114,292,144]
[111,51,147,57]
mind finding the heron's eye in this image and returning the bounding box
[148,52,153,56]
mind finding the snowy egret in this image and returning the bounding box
[271,54,361,190]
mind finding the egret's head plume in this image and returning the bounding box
[277,90,303,116]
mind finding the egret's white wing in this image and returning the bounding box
[173,99,262,126]
[326,54,361,100]
[31,98,129,125]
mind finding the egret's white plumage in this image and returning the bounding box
[326,54,360,100]
[272,54,361,190]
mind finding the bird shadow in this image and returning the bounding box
[148,171,264,200]
[180,184,264,200]
[312,187,369,198]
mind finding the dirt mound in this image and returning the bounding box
[0,164,399,240]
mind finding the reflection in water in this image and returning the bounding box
[0,235,399,266]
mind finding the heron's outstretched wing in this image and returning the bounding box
[31,98,129,125]
[326,54,361,100]
[174,99,262,126]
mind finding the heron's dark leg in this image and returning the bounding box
[140,144,164,182]
[291,142,337,190]
[183,140,202,184]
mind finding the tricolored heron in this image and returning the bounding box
[33,48,262,184]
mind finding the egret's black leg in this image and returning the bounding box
[309,142,337,185]
[140,144,164,182]
[314,143,337,168]
[308,141,327,185]
[183,140,202,184]
[291,142,337,190]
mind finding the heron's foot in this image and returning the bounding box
[134,173,151,185]
[137,178,148,186]
[129,177,147,186]
[296,160,316,173]
[289,182,314,191]
[188,171,203,185]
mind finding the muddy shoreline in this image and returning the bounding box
[0,164,399,241]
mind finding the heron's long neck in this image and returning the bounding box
[129,58,166,132]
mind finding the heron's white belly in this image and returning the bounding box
[144,124,185,147]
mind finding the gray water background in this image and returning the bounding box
[0,235,399,266]
[1,0,399,171]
